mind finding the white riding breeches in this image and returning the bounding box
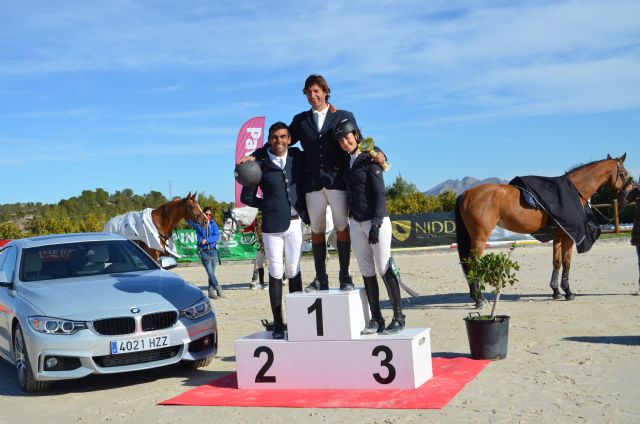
[349,217,392,277]
[262,219,303,279]
[306,188,349,233]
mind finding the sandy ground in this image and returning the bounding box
[0,239,638,424]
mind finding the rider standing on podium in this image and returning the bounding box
[334,118,405,334]
[289,74,386,292]
[241,122,308,339]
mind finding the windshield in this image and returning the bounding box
[20,240,158,282]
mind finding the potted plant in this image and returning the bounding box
[462,245,520,360]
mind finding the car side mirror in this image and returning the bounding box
[0,271,12,288]
[159,256,178,270]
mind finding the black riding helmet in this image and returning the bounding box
[333,118,359,140]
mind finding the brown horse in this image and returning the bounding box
[455,154,629,307]
[139,192,209,261]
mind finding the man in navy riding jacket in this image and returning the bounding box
[187,206,223,299]
[240,122,308,339]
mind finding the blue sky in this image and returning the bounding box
[1,0,638,205]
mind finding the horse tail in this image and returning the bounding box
[454,192,471,275]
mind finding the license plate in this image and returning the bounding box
[110,335,170,354]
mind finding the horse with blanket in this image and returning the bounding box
[104,192,208,261]
[455,153,629,308]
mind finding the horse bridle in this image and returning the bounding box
[614,159,630,189]
[184,199,208,223]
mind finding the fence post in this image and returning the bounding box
[613,199,620,234]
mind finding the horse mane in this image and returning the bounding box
[565,158,607,175]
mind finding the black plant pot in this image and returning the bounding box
[464,314,510,360]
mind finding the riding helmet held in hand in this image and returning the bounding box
[234,160,262,187]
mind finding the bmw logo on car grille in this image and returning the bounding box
[130,307,140,314]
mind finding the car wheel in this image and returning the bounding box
[180,356,213,369]
[13,323,49,393]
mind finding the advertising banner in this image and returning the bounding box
[235,116,265,207]
[173,229,258,262]
[217,230,259,261]
[173,229,200,262]
[390,212,456,248]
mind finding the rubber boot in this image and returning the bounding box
[268,275,285,339]
[305,243,329,291]
[337,240,354,290]
[361,275,385,334]
[382,266,405,334]
[288,271,303,294]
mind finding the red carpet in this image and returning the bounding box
[160,357,490,409]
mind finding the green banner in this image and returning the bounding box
[173,229,200,262]
[172,229,258,262]
[217,231,259,261]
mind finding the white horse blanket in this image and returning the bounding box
[103,208,180,258]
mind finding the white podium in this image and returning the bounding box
[235,287,432,390]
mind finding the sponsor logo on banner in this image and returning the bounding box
[390,213,456,248]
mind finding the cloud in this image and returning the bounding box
[1,1,639,125]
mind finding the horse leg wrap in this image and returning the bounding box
[550,270,562,299]
[561,272,575,300]
[549,270,559,289]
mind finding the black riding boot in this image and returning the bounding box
[382,266,405,334]
[288,271,303,294]
[268,275,285,339]
[337,240,354,290]
[258,267,266,288]
[305,243,329,291]
[361,275,385,334]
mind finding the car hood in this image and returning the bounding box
[18,270,204,319]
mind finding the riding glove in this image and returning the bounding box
[368,224,380,245]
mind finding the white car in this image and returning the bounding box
[0,233,217,392]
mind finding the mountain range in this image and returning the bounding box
[423,176,508,196]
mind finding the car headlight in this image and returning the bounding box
[28,316,88,335]
[179,297,212,320]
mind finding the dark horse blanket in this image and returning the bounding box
[509,175,601,253]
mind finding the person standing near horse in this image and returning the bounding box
[187,206,223,299]
[334,118,405,334]
[620,182,640,293]
[241,212,267,289]
[240,122,308,339]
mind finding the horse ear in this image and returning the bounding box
[607,154,612,160]
[620,152,626,162]
[186,191,192,199]
[192,191,198,200]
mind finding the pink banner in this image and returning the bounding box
[235,116,265,207]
